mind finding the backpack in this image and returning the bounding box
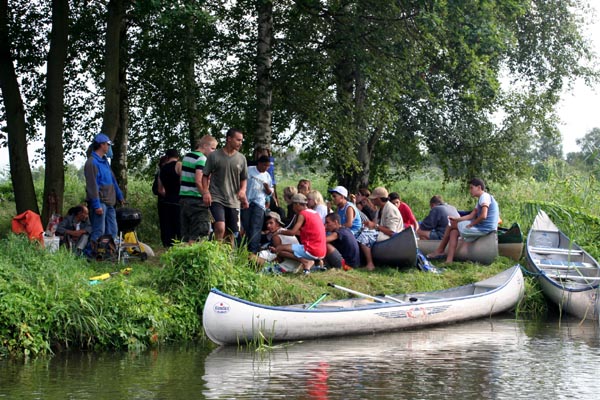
[416,249,443,274]
[93,235,117,261]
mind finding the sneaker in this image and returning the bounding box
[302,269,311,275]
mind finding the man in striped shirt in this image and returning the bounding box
[176,135,217,243]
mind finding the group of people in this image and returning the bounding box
[83,130,499,269]
[253,177,500,272]
[154,129,250,247]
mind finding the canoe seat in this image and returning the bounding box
[544,273,600,282]
[530,247,583,256]
[537,259,586,268]
[473,283,497,294]
[541,266,598,273]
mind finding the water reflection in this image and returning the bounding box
[202,317,600,400]
[1,317,599,399]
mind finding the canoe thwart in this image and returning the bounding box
[543,273,600,282]
[529,247,583,256]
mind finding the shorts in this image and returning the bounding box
[180,197,211,241]
[429,229,444,240]
[210,202,240,233]
[292,243,322,261]
[458,220,491,243]
[356,229,378,247]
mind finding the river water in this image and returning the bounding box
[1,316,599,399]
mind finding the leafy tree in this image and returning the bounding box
[0,0,44,214]
[41,0,69,224]
[575,127,600,165]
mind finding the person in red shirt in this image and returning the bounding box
[389,192,419,231]
[273,193,326,274]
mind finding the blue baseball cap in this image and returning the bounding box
[93,133,112,144]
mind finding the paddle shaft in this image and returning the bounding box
[307,293,329,310]
[327,283,387,303]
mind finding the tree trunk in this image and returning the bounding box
[112,7,128,197]
[101,0,124,140]
[255,0,273,150]
[42,0,69,225]
[184,18,201,148]
[0,0,38,215]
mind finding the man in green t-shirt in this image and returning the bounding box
[202,128,249,242]
[176,135,217,243]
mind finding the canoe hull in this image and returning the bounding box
[498,223,524,260]
[371,226,417,268]
[202,266,524,345]
[525,210,600,321]
[417,231,498,264]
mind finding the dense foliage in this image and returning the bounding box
[1,1,599,219]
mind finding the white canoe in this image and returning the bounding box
[525,210,600,320]
[417,231,498,264]
[202,265,524,345]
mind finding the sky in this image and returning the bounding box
[1,4,599,171]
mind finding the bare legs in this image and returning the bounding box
[427,220,460,263]
[273,244,313,272]
[359,243,375,271]
[212,221,226,241]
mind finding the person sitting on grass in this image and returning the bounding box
[324,212,360,270]
[253,211,301,273]
[272,193,326,275]
[56,205,91,254]
[328,186,362,237]
[426,178,499,263]
[355,187,377,221]
[307,189,329,223]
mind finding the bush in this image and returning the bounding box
[0,234,191,357]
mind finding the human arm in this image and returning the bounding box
[56,216,86,238]
[467,205,489,228]
[419,210,435,231]
[84,160,101,211]
[467,196,490,228]
[111,171,125,205]
[278,213,305,236]
[157,176,166,197]
[449,209,477,229]
[201,173,211,206]
[343,206,355,229]
[325,231,339,243]
[379,204,402,236]
[238,178,248,209]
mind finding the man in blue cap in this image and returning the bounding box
[84,133,125,245]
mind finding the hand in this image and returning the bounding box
[203,192,212,207]
[95,207,103,216]
[238,191,249,209]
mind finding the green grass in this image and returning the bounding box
[2,161,600,358]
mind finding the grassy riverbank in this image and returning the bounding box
[2,164,600,358]
[0,234,536,359]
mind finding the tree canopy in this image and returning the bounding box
[0,0,598,215]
